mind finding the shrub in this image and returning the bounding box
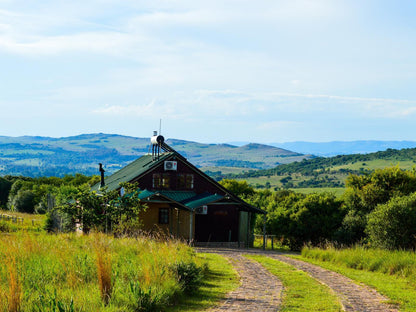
[172,261,204,293]
[367,192,416,249]
[10,190,36,213]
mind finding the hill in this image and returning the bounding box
[272,140,416,156]
[0,133,311,177]
[228,147,416,192]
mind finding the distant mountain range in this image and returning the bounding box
[0,133,311,177]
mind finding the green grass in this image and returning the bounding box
[0,210,46,231]
[167,253,239,312]
[297,247,416,311]
[0,233,207,311]
[252,236,291,251]
[247,255,342,311]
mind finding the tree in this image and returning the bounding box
[219,179,255,197]
[253,190,343,250]
[0,177,12,208]
[10,190,36,213]
[57,182,146,235]
[339,166,416,245]
[367,192,416,249]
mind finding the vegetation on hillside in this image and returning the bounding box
[224,147,416,190]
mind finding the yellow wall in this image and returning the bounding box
[139,203,195,240]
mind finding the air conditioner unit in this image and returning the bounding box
[195,205,208,215]
[164,161,177,171]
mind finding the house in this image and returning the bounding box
[94,132,265,247]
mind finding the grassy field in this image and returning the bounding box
[298,247,416,311]
[0,233,228,312]
[0,210,46,232]
[247,255,342,311]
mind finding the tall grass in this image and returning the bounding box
[302,246,416,284]
[0,232,204,311]
[94,235,113,305]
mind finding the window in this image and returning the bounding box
[178,174,194,189]
[159,208,169,224]
[153,173,170,189]
[162,173,170,189]
[153,173,161,188]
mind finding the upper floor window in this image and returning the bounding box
[178,174,194,189]
[153,173,170,189]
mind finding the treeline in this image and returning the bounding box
[0,174,99,213]
[221,166,416,250]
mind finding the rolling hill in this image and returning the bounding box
[0,133,312,177]
[228,147,416,193]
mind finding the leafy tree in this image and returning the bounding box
[253,191,343,250]
[0,177,12,208]
[219,179,255,197]
[57,182,146,235]
[337,166,416,245]
[367,192,416,249]
[10,190,36,213]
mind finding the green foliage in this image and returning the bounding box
[172,261,204,294]
[128,281,162,312]
[338,167,416,245]
[0,177,12,208]
[0,220,18,232]
[302,245,416,283]
[252,191,343,250]
[0,233,203,311]
[57,182,146,235]
[219,179,255,197]
[367,192,416,249]
[10,190,36,213]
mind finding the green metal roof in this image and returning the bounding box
[183,193,224,210]
[137,190,196,202]
[92,152,175,191]
[136,190,224,211]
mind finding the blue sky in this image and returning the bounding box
[0,0,415,143]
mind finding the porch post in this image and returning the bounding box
[247,212,251,248]
[189,211,194,244]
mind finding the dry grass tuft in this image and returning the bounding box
[93,234,113,305]
[5,252,22,312]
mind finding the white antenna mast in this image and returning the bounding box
[159,118,162,135]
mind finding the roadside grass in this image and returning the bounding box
[167,253,239,312]
[247,255,343,312]
[297,247,416,311]
[0,232,207,311]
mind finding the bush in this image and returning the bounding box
[367,192,416,249]
[0,220,18,232]
[10,190,36,213]
[172,261,204,293]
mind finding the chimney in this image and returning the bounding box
[99,163,105,187]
